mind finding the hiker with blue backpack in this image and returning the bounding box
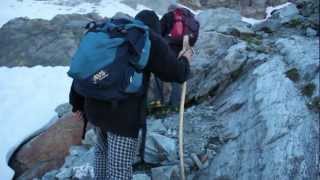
[152,4,199,108]
[68,10,193,179]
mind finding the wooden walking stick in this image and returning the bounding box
[178,35,191,180]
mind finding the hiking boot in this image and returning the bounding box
[149,100,162,108]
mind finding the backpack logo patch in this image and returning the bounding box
[93,70,109,84]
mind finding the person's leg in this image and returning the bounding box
[107,132,138,180]
[93,127,109,179]
[169,82,182,108]
[153,77,164,104]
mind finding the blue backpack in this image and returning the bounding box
[68,18,151,102]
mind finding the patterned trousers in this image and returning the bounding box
[94,127,138,180]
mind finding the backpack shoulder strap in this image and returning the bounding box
[124,20,151,70]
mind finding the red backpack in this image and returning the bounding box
[168,8,200,46]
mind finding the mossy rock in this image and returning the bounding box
[240,34,262,46]
[260,27,274,34]
[301,83,316,97]
[285,68,300,82]
[285,18,304,28]
[147,103,179,118]
[307,96,320,112]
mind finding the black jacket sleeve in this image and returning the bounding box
[144,31,190,83]
[69,81,85,112]
[160,12,173,37]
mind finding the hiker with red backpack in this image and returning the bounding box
[69,10,193,179]
[152,4,199,108]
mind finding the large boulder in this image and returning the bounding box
[252,3,300,32]
[275,35,319,80]
[143,132,177,164]
[42,146,95,180]
[0,13,102,67]
[195,55,319,179]
[9,114,84,179]
[186,31,248,101]
[197,8,253,35]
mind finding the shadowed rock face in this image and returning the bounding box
[0,13,102,67]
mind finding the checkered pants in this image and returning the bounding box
[94,127,138,180]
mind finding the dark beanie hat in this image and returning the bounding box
[135,10,161,34]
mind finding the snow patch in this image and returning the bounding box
[0,66,72,180]
[241,2,292,25]
[0,0,140,27]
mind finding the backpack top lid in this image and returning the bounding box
[68,18,150,80]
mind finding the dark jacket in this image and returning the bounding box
[69,18,190,138]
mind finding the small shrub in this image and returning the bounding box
[260,27,274,34]
[241,35,262,46]
[285,68,300,82]
[286,18,303,28]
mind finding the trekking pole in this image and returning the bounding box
[179,81,187,180]
[178,35,190,180]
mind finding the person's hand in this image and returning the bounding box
[72,111,83,120]
[179,35,193,63]
[182,48,193,63]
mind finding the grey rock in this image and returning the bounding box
[181,0,239,9]
[55,103,72,118]
[187,32,249,101]
[144,132,177,164]
[55,168,72,179]
[190,153,203,169]
[197,8,253,35]
[252,3,300,32]
[147,120,167,134]
[196,56,319,179]
[151,165,179,180]
[44,146,94,179]
[306,27,317,37]
[0,14,102,67]
[133,173,151,180]
[81,129,97,147]
[296,0,319,21]
[252,18,281,32]
[275,35,319,82]
[72,163,94,179]
[220,42,248,74]
[41,170,59,180]
[64,146,94,168]
[271,3,299,24]
[239,0,269,19]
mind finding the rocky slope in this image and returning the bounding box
[4,1,319,180]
